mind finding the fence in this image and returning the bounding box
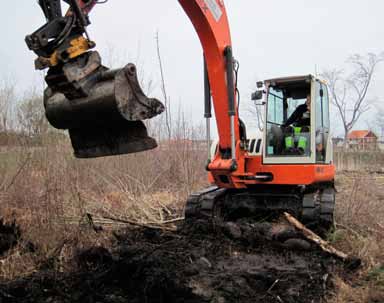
[334,151,384,172]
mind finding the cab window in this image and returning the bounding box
[265,83,311,157]
[267,87,284,125]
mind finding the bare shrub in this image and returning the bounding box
[329,171,384,302]
[334,173,384,260]
[16,91,49,137]
[0,78,16,133]
[0,111,208,275]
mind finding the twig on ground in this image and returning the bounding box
[102,214,179,231]
[267,279,280,293]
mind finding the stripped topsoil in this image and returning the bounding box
[0,217,350,303]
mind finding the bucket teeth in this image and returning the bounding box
[115,63,165,121]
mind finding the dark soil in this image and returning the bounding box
[0,219,20,255]
[0,218,343,303]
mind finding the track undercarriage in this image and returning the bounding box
[185,183,335,232]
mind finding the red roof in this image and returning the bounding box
[347,130,377,139]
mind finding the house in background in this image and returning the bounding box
[347,130,378,150]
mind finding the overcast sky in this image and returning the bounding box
[1,0,384,135]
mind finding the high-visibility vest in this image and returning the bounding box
[285,127,308,150]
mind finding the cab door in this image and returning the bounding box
[315,81,332,163]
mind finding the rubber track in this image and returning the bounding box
[320,188,336,229]
[301,187,335,229]
[185,186,227,220]
[185,186,336,230]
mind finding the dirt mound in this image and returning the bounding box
[0,219,341,303]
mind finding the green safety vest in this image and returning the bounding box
[285,127,308,150]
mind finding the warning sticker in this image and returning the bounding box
[203,0,223,22]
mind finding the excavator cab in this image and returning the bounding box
[260,75,332,165]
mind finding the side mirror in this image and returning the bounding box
[256,81,264,88]
[251,90,263,101]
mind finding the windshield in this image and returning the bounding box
[287,97,306,118]
[265,81,311,158]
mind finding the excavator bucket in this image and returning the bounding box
[44,62,165,158]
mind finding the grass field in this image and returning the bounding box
[0,144,383,302]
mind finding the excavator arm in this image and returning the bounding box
[26,0,241,173]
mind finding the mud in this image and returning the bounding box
[0,218,341,303]
[0,219,20,256]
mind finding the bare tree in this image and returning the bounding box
[102,43,155,95]
[156,32,172,140]
[17,91,49,137]
[243,78,265,132]
[322,52,384,143]
[0,78,16,132]
[244,101,265,132]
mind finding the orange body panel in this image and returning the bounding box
[244,156,334,184]
[209,155,335,188]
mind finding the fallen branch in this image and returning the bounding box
[62,216,184,228]
[283,212,361,268]
[102,214,178,231]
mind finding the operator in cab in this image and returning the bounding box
[270,94,311,156]
[282,94,310,128]
[281,94,311,155]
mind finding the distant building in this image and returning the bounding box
[347,130,378,150]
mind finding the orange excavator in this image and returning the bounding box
[26,0,336,228]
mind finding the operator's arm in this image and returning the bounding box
[283,104,307,127]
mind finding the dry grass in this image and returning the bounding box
[0,139,207,280]
[329,275,384,303]
[327,172,384,302]
[333,173,384,263]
